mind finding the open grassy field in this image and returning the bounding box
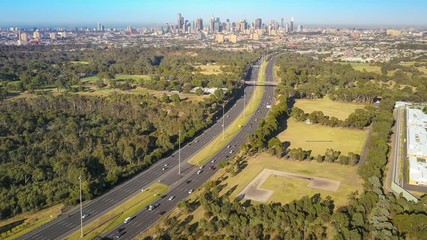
[65,182,168,240]
[75,86,207,102]
[187,60,267,165]
[80,74,150,83]
[294,96,366,120]
[0,204,63,240]
[70,61,89,65]
[349,62,382,74]
[278,118,368,156]
[194,64,225,75]
[221,152,363,208]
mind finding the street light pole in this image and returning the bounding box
[244,91,246,117]
[79,175,83,238]
[222,103,225,140]
[178,129,181,174]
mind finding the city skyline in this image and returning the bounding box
[1,0,427,28]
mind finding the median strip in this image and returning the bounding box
[65,182,168,240]
[187,60,268,166]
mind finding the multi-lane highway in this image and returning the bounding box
[20,56,277,240]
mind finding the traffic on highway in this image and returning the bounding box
[19,56,277,240]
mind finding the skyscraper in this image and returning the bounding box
[196,18,203,31]
[255,18,262,30]
[97,22,101,31]
[210,16,215,32]
[290,17,294,32]
[281,18,284,29]
[177,13,184,29]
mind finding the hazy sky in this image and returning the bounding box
[1,0,426,27]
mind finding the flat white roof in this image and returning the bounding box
[409,157,427,184]
[406,108,427,157]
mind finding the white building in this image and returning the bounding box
[406,108,427,185]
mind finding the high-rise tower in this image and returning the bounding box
[290,17,294,32]
[255,18,262,29]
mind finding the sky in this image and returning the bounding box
[0,0,426,28]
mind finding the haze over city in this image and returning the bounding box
[1,0,427,28]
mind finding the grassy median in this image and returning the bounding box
[65,182,168,240]
[0,204,63,240]
[187,60,267,166]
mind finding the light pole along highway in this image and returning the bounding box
[18,55,272,240]
[104,55,278,240]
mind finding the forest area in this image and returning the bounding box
[145,53,427,239]
[0,46,259,220]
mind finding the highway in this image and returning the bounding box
[103,57,277,240]
[19,56,276,240]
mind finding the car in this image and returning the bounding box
[195,140,199,143]
[197,169,203,174]
[81,214,88,219]
[168,196,175,201]
[211,159,216,163]
[164,163,169,167]
[160,194,167,199]
[199,165,204,169]
[148,205,155,211]
[159,211,166,216]
[124,217,132,224]
[186,179,191,184]
[227,145,231,148]
[141,188,144,192]
[162,167,166,170]
[210,166,216,171]
[188,189,193,194]
[117,228,124,234]
[230,150,233,154]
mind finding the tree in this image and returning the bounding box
[195,88,203,96]
[170,93,180,103]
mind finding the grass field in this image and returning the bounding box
[349,62,382,74]
[70,61,89,65]
[75,86,206,102]
[0,204,63,240]
[278,118,368,156]
[221,152,363,208]
[66,182,168,240]
[194,64,225,75]
[294,96,366,120]
[80,74,150,83]
[187,60,267,165]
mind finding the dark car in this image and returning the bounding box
[159,211,166,216]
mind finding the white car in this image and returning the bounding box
[124,217,132,224]
[82,214,88,219]
[230,150,234,154]
[188,189,193,194]
[168,196,175,201]
[197,169,203,174]
[164,163,169,167]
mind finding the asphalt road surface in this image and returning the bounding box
[103,57,278,240]
[19,56,276,240]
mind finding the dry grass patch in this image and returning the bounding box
[221,152,363,208]
[195,64,225,75]
[278,118,368,156]
[294,96,366,120]
[0,204,63,240]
